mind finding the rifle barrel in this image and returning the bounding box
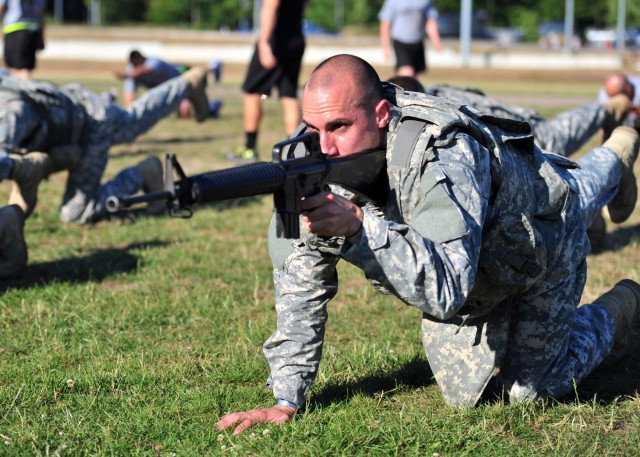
[105,190,173,212]
[191,161,287,203]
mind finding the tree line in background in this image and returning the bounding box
[57,0,640,42]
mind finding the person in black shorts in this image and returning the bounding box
[227,0,308,162]
[393,41,428,75]
[0,0,46,79]
[378,0,442,78]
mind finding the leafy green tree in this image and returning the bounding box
[84,0,639,39]
[306,0,340,31]
[510,6,540,41]
[210,0,251,30]
[342,0,383,29]
[290,0,386,33]
[145,0,190,25]
[604,0,640,27]
[96,0,147,24]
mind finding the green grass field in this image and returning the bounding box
[0,59,639,456]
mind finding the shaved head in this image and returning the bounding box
[604,73,628,97]
[604,72,635,101]
[305,54,385,111]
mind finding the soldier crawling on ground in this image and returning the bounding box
[387,74,633,250]
[216,54,640,434]
[0,67,209,278]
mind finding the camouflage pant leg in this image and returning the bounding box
[498,261,615,401]
[570,146,621,226]
[514,301,614,401]
[0,204,27,278]
[58,78,188,224]
[532,104,605,157]
[541,303,615,398]
[0,155,11,180]
[60,163,143,224]
[107,77,189,145]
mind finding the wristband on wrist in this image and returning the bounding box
[275,398,298,409]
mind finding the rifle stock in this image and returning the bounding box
[105,131,388,238]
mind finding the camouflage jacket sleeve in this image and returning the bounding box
[342,132,492,320]
[263,230,341,407]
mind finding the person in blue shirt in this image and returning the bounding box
[114,49,223,119]
[114,50,187,107]
[379,0,442,77]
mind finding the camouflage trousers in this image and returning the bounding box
[498,145,620,402]
[571,145,622,226]
[59,77,189,224]
[0,155,11,181]
[532,103,605,157]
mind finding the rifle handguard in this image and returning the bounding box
[104,132,389,239]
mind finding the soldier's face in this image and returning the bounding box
[302,83,390,158]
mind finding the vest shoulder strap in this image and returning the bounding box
[389,117,427,168]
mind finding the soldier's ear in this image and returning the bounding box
[374,99,391,129]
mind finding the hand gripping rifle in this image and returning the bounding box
[105,131,388,238]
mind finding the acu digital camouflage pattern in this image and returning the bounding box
[423,84,607,157]
[0,75,189,223]
[264,84,619,408]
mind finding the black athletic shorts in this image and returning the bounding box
[393,40,427,74]
[3,29,41,70]
[242,34,305,98]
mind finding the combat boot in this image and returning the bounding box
[181,67,209,123]
[137,156,165,215]
[602,94,631,141]
[0,205,28,279]
[602,126,639,223]
[8,152,53,218]
[594,279,640,365]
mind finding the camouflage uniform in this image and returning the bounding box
[264,86,622,408]
[424,84,606,157]
[0,74,189,223]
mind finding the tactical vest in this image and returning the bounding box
[385,84,578,315]
[423,84,542,125]
[0,76,87,151]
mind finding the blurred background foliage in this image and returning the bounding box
[60,0,640,42]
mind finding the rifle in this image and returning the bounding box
[105,131,388,238]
